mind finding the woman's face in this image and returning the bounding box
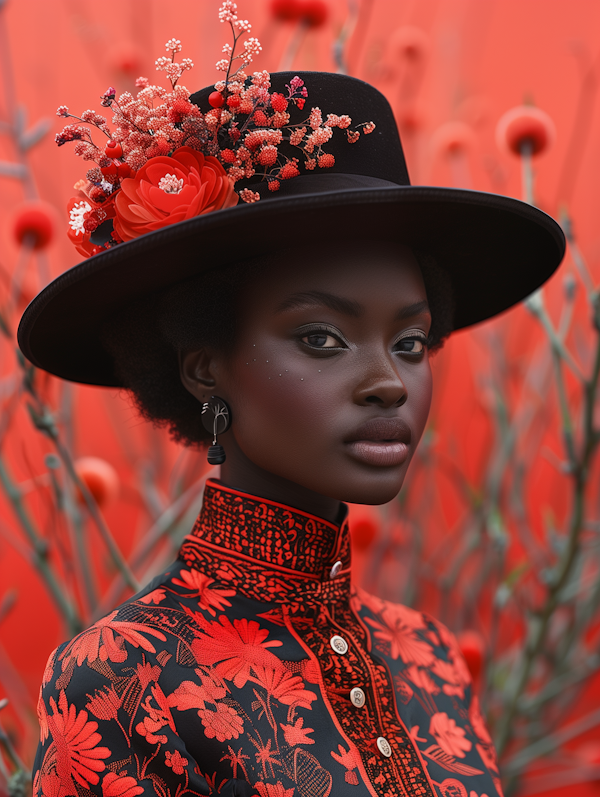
[183,242,433,507]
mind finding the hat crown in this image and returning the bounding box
[190,72,411,189]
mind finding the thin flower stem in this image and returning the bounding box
[0,706,26,776]
[503,706,600,773]
[0,456,81,635]
[495,326,600,758]
[94,475,207,619]
[520,140,534,205]
[52,435,140,594]
[526,291,584,383]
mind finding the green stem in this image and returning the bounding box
[0,457,81,635]
[0,710,26,775]
[52,436,140,594]
[495,329,600,758]
[520,139,534,205]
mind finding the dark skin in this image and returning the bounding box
[180,242,433,524]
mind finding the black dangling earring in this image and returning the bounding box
[201,396,232,465]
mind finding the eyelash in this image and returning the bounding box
[393,329,429,357]
[298,324,348,353]
[297,325,428,357]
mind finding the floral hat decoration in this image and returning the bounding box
[57,4,376,259]
[18,1,565,386]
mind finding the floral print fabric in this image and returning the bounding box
[34,480,503,797]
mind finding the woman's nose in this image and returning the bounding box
[353,357,408,409]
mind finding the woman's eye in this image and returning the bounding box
[302,332,342,348]
[395,336,427,355]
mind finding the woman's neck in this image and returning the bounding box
[218,432,343,524]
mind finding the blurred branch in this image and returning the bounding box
[22,364,140,595]
[495,288,600,761]
[0,456,81,636]
[0,700,27,791]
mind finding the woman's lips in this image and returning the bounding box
[346,440,409,467]
[344,418,412,467]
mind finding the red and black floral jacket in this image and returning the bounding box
[33,480,503,797]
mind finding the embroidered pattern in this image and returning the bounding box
[33,480,504,797]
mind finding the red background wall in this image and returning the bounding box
[1,0,600,793]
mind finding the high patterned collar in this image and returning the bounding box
[178,479,352,605]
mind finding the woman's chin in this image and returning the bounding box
[318,468,408,506]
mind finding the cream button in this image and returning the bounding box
[377,736,392,757]
[330,560,343,579]
[330,635,348,655]
[350,687,365,708]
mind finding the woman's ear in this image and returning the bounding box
[179,349,217,401]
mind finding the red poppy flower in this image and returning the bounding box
[12,201,57,251]
[496,105,555,157]
[74,456,119,507]
[113,147,238,242]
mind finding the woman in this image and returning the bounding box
[19,9,564,797]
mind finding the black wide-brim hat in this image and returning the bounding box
[18,72,565,387]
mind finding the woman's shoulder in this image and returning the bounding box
[40,559,232,700]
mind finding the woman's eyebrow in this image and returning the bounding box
[276,290,363,317]
[395,300,431,320]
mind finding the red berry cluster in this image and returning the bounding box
[54,1,376,259]
[203,71,373,197]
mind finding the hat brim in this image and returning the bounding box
[17,182,565,387]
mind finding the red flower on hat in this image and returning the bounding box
[67,195,116,258]
[113,147,238,242]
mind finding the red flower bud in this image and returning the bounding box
[299,0,329,28]
[432,121,476,157]
[351,518,378,551]
[270,0,302,22]
[208,91,225,108]
[101,162,118,176]
[12,201,57,251]
[496,106,555,157]
[105,140,123,158]
[271,93,288,113]
[227,95,241,109]
[456,630,485,682]
[221,149,237,164]
[391,26,429,63]
[74,456,119,507]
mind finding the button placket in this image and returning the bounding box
[329,560,343,579]
[329,634,349,655]
[377,736,392,758]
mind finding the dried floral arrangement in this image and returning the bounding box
[55,0,375,258]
